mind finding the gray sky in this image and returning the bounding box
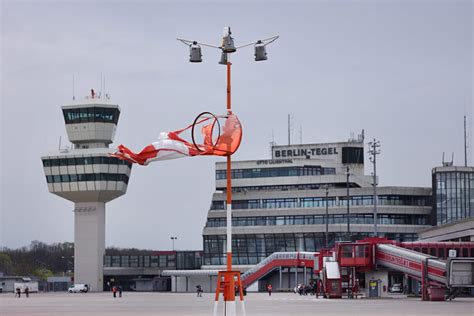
[1,0,472,251]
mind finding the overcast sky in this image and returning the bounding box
[1,0,472,251]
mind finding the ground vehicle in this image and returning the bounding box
[68,284,89,293]
[390,283,403,293]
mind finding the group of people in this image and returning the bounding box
[15,286,30,298]
[294,279,325,297]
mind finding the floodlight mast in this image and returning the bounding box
[368,139,381,237]
[177,27,279,311]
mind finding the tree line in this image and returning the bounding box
[0,240,151,279]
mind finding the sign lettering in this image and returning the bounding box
[274,147,339,158]
[256,159,293,165]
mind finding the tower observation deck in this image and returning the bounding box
[41,90,132,291]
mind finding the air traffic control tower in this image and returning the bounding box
[41,90,132,291]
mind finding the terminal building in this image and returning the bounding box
[202,139,433,268]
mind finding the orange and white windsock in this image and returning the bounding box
[111,113,242,166]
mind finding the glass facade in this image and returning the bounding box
[103,251,202,270]
[42,156,132,168]
[42,156,132,185]
[63,107,120,125]
[45,173,130,184]
[203,233,418,265]
[215,166,336,180]
[219,183,359,193]
[434,170,474,225]
[205,214,429,227]
[210,195,430,210]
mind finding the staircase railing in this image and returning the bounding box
[241,251,317,282]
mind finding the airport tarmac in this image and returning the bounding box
[1,292,473,316]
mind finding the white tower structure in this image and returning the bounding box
[41,90,132,291]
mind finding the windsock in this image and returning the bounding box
[111,113,242,166]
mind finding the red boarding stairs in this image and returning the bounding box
[241,252,317,288]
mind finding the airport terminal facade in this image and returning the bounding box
[41,94,472,291]
[202,141,433,267]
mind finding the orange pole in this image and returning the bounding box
[226,61,232,272]
[226,155,232,272]
[227,62,231,112]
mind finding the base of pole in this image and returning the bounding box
[214,270,244,302]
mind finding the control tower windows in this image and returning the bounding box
[42,157,132,169]
[62,107,120,125]
[46,173,130,184]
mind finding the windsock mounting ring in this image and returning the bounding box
[191,111,221,152]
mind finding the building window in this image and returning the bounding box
[150,256,159,267]
[435,170,473,225]
[45,172,130,184]
[112,256,121,267]
[63,107,120,125]
[215,166,336,180]
[130,256,138,267]
[42,157,132,170]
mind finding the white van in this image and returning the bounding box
[68,284,89,293]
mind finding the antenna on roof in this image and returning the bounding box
[72,75,75,101]
[442,152,454,167]
[100,73,103,98]
[299,125,303,145]
[270,130,276,158]
[287,114,293,145]
[358,129,365,142]
[464,115,468,167]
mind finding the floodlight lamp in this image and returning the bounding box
[254,40,267,61]
[189,41,202,63]
[219,51,228,65]
[222,35,236,53]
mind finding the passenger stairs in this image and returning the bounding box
[335,239,474,301]
[376,243,447,284]
[377,243,474,286]
[241,252,317,288]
